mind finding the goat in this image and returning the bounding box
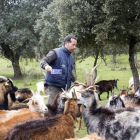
[106,88,127,109]
[129,84,136,94]
[5,91,78,140]
[95,79,119,100]
[65,133,103,140]
[65,65,100,130]
[129,75,140,89]
[134,86,140,98]
[106,94,125,109]
[106,88,140,110]
[0,76,17,110]
[9,88,34,110]
[36,81,47,95]
[78,88,140,140]
[0,94,49,140]
[0,109,43,140]
[45,92,67,118]
[0,94,49,120]
[15,88,33,102]
[0,110,20,120]
[9,91,66,115]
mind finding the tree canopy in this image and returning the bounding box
[0,0,51,77]
[0,0,140,88]
[93,0,140,90]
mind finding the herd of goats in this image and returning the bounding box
[0,65,140,140]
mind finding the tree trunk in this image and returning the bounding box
[134,52,140,68]
[11,55,22,78]
[112,52,116,64]
[129,36,140,91]
[93,51,99,67]
[0,43,22,78]
[100,52,107,66]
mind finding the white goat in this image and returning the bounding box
[129,75,140,88]
[0,94,49,120]
[36,81,47,94]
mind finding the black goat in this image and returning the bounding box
[95,79,119,100]
[0,76,17,110]
[15,88,33,102]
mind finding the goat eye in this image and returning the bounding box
[110,101,114,105]
[34,102,38,105]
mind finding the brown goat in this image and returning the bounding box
[45,92,66,118]
[67,65,99,130]
[0,94,48,139]
[65,133,103,140]
[5,92,78,140]
[0,108,43,140]
[0,76,17,110]
[0,110,20,120]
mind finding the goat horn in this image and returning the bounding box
[0,76,8,82]
[86,86,94,90]
[61,88,65,92]
[94,75,100,84]
[22,98,32,103]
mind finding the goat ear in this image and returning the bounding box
[5,82,9,86]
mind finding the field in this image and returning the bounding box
[0,53,140,138]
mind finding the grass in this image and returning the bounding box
[0,53,140,138]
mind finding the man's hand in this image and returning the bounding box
[45,65,52,72]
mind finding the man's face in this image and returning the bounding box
[65,38,77,53]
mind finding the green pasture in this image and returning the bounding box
[0,53,140,138]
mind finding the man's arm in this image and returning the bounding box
[40,50,57,70]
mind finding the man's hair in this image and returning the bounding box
[64,35,77,45]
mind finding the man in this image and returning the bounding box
[40,35,79,104]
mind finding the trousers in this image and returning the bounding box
[46,85,63,104]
